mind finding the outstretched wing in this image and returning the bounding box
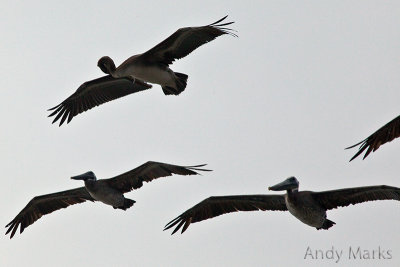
[164,194,287,234]
[48,75,152,126]
[101,161,211,194]
[312,185,400,210]
[6,187,94,239]
[346,115,400,161]
[139,16,237,66]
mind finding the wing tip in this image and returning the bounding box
[346,139,369,162]
[345,139,365,150]
[209,15,238,38]
[47,103,62,111]
[187,164,213,173]
[164,216,184,235]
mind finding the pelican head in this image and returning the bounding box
[268,176,299,192]
[71,171,97,181]
[97,56,116,74]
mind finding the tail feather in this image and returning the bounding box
[317,219,336,230]
[120,199,135,210]
[162,86,178,95]
[162,72,188,95]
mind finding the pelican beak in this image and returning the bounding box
[269,178,297,191]
[71,171,93,181]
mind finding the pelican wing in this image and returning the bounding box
[102,161,211,193]
[346,115,400,161]
[48,75,152,126]
[6,187,94,239]
[164,194,287,234]
[312,185,400,210]
[139,16,237,66]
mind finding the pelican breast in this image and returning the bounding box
[113,56,174,86]
[285,191,326,228]
[85,180,125,207]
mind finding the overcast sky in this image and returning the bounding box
[1,1,399,266]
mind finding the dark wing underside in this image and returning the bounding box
[48,75,152,126]
[139,16,237,66]
[346,115,400,161]
[101,161,211,194]
[312,185,400,210]
[6,187,94,239]
[164,194,287,234]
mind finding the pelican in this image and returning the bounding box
[6,161,210,239]
[164,177,400,234]
[48,16,236,126]
[346,115,400,161]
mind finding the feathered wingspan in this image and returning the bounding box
[139,16,237,66]
[48,75,152,126]
[101,161,211,194]
[5,187,94,239]
[48,16,236,126]
[164,194,287,234]
[312,185,400,210]
[346,115,400,161]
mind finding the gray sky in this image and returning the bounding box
[1,1,399,266]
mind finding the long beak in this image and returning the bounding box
[269,179,296,191]
[71,172,91,180]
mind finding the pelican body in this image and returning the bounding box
[269,177,334,229]
[98,55,185,96]
[71,171,134,210]
[49,16,236,126]
[6,161,211,239]
[165,177,400,234]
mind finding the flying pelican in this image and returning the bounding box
[6,161,210,239]
[48,16,236,126]
[164,177,400,234]
[346,115,400,161]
